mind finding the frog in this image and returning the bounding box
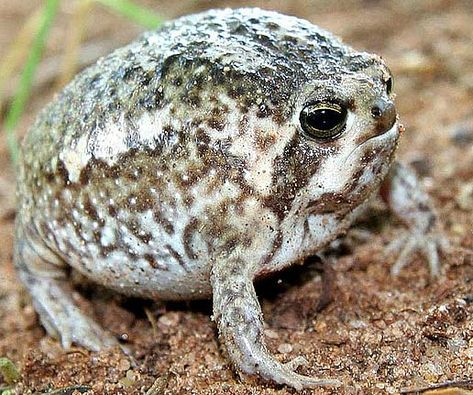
[14,7,448,390]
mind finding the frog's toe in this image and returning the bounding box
[387,231,449,278]
[284,356,308,371]
[276,359,341,390]
[58,310,118,351]
[31,280,119,351]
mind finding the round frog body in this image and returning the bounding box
[15,8,442,390]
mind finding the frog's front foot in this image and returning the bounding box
[211,256,341,390]
[382,162,452,278]
[385,228,450,277]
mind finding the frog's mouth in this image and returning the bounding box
[306,191,355,214]
[344,120,401,165]
[307,122,401,215]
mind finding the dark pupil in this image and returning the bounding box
[307,108,343,131]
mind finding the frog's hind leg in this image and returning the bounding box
[211,256,340,390]
[14,222,117,351]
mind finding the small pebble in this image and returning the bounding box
[119,369,138,387]
[158,312,179,326]
[349,319,367,329]
[277,343,293,354]
[265,329,279,339]
[118,358,131,371]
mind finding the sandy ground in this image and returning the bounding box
[0,0,472,394]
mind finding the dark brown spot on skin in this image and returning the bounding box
[182,194,194,208]
[210,105,229,117]
[143,253,168,270]
[256,104,272,118]
[80,159,121,185]
[153,211,174,235]
[44,171,55,183]
[261,229,283,265]
[166,244,189,272]
[139,232,152,244]
[93,229,102,243]
[71,219,85,243]
[266,21,280,30]
[346,98,356,112]
[183,217,200,260]
[221,236,239,253]
[83,195,99,221]
[255,130,277,151]
[207,118,226,131]
[133,189,154,212]
[186,94,201,107]
[307,192,353,214]
[238,114,249,136]
[177,166,204,187]
[264,133,324,220]
[100,244,118,258]
[126,218,153,244]
[56,160,70,186]
[228,84,246,99]
[79,165,91,185]
[271,107,286,126]
[107,204,117,217]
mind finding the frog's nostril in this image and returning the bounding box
[371,106,383,118]
[371,98,397,134]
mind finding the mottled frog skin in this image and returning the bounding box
[15,8,446,390]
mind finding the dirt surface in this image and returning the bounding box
[0,1,472,394]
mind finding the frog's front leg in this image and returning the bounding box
[381,161,449,277]
[14,222,118,351]
[211,253,340,390]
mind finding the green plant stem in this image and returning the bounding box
[3,0,60,165]
[95,0,163,29]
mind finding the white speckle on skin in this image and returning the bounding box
[60,134,91,183]
[100,226,115,246]
[72,105,178,167]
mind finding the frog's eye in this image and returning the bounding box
[386,76,393,95]
[299,102,347,140]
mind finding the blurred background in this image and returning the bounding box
[0,1,472,393]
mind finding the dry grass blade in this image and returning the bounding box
[400,380,473,394]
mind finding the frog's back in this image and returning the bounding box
[21,7,357,164]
